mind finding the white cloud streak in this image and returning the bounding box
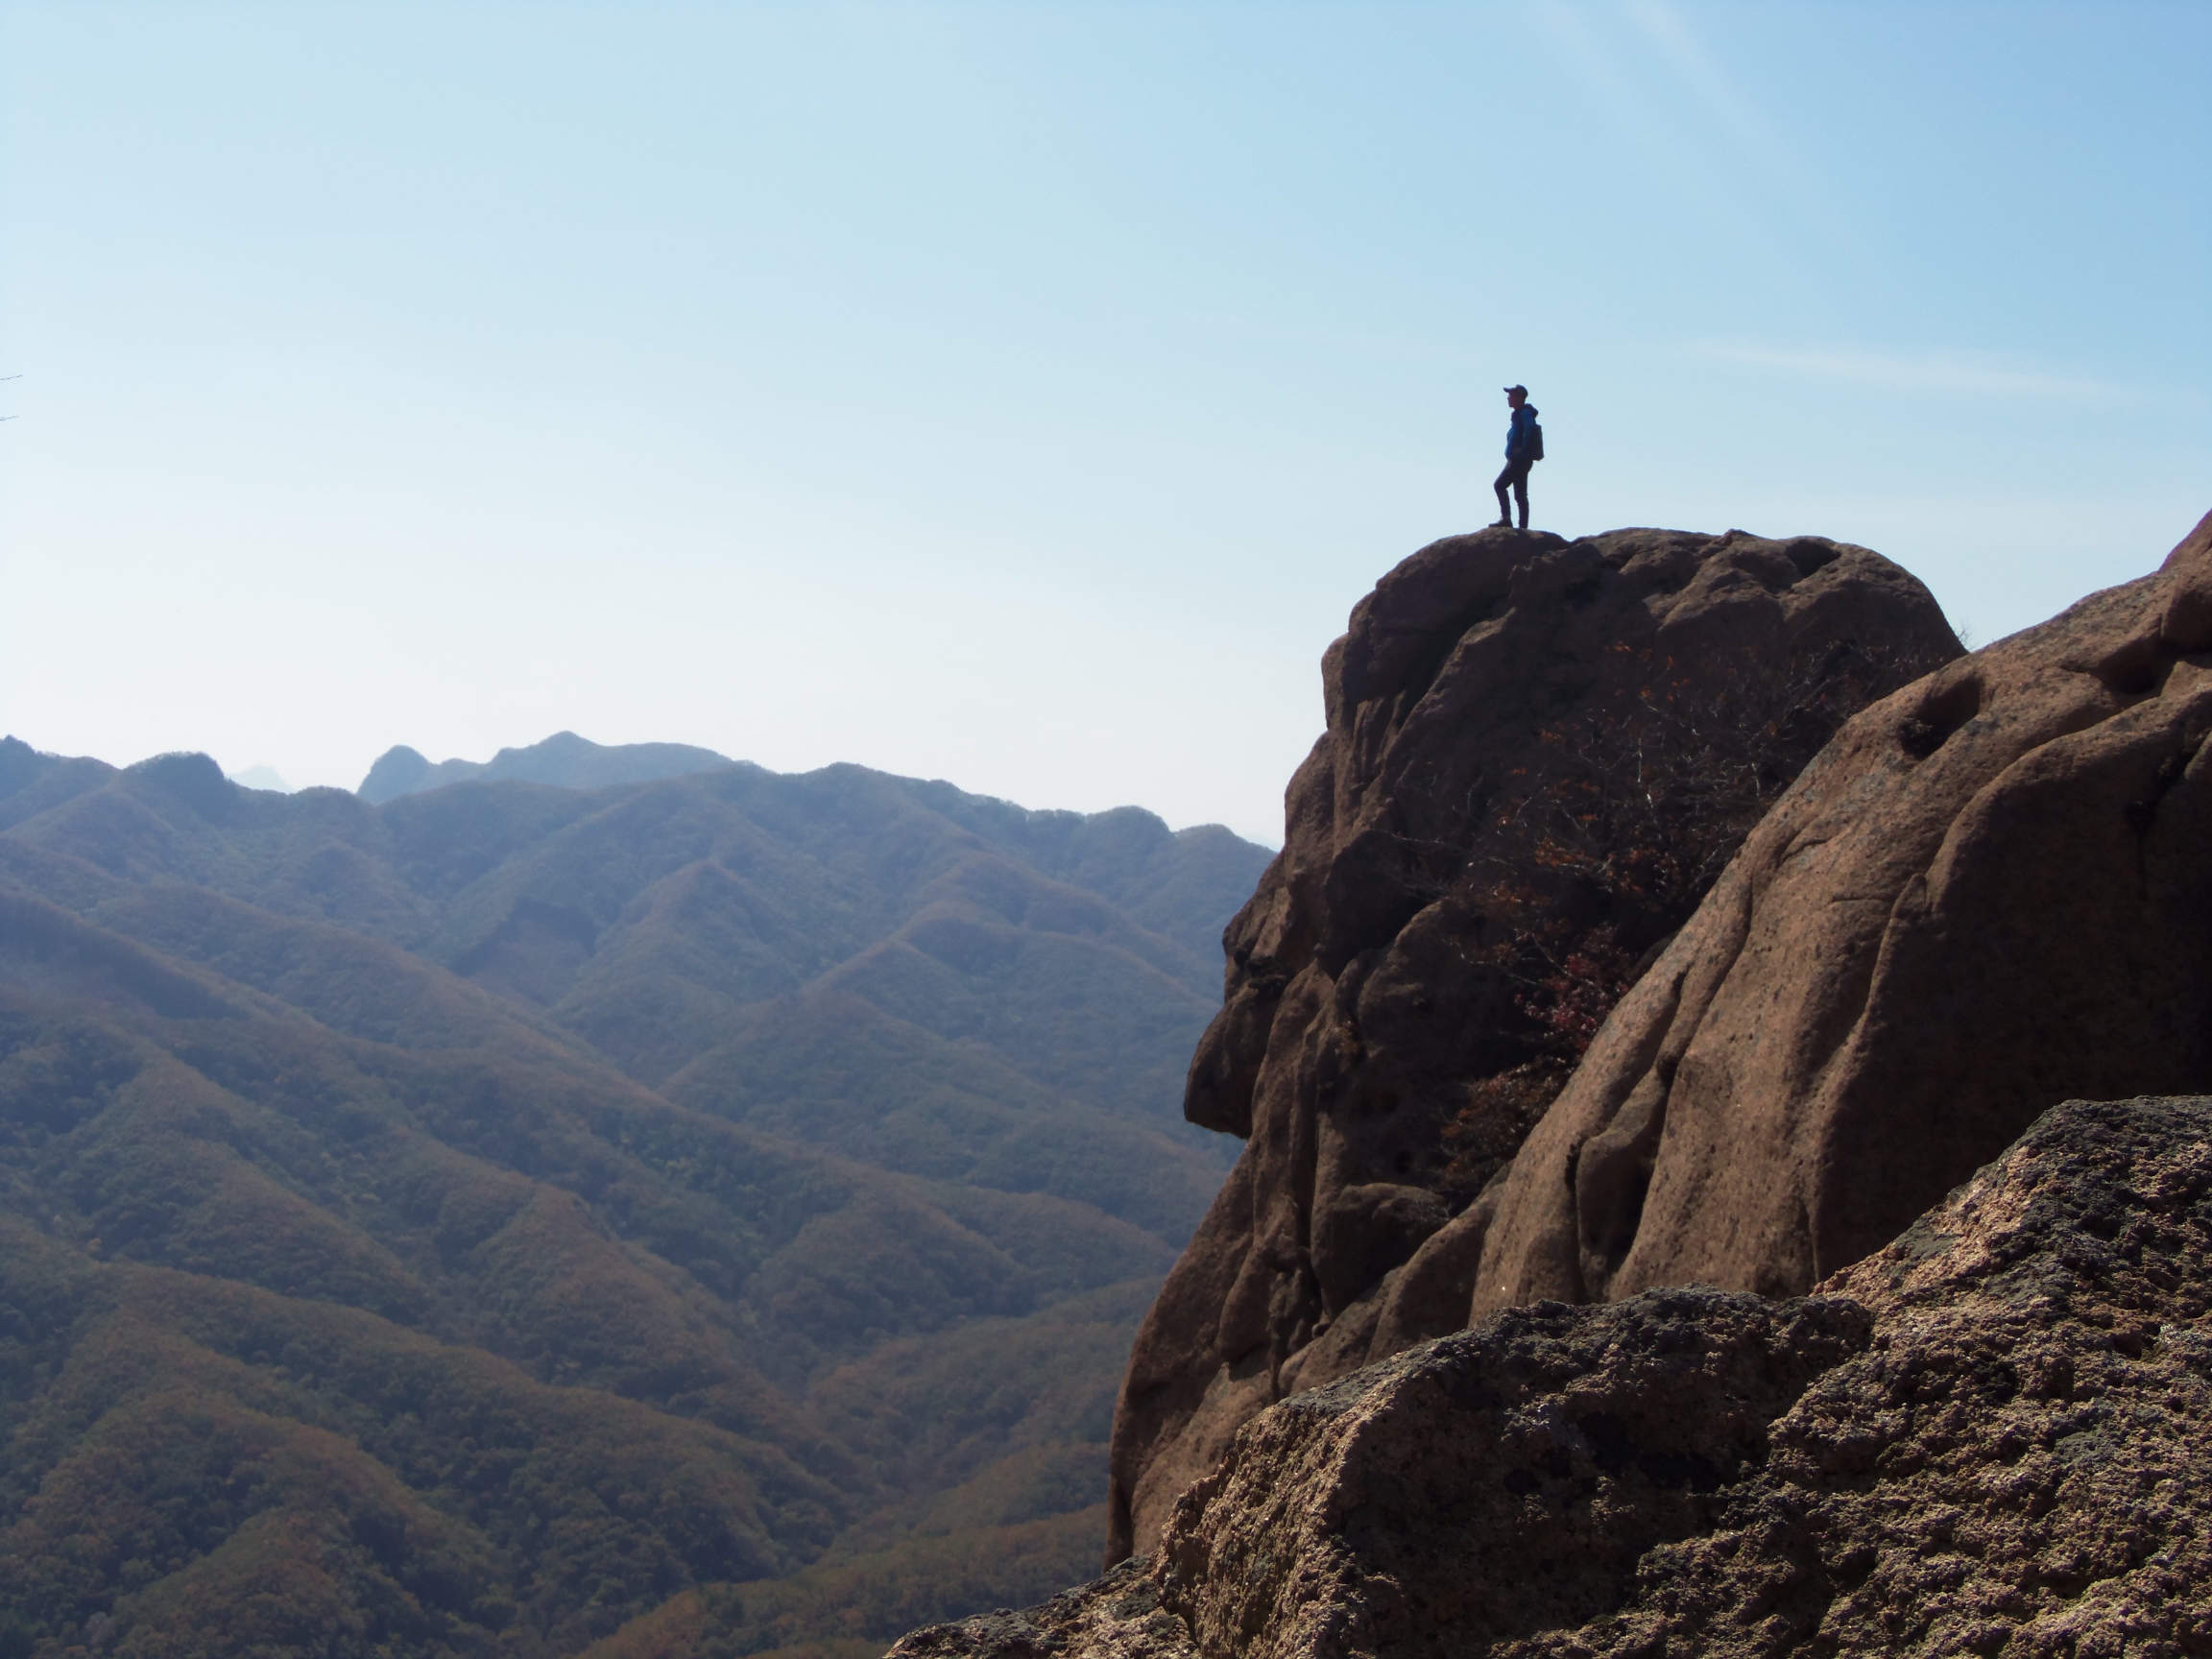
[1530,0,1831,261]
[1623,0,1795,185]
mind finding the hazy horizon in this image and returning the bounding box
[7,726,1288,851]
[4,1,2207,845]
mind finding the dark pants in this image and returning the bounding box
[1494,458,1531,529]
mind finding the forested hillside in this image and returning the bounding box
[0,734,1268,1658]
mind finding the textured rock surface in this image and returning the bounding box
[886,1559,1199,1659]
[1108,525,1961,1561]
[1470,509,2212,1320]
[891,1094,2212,1657]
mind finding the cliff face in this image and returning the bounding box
[894,514,2212,1655]
[896,1093,2212,1657]
[1107,526,1963,1562]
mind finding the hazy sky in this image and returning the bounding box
[3,2,2206,845]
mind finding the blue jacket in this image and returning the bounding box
[1505,404,1539,462]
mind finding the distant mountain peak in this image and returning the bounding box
[0,733,52,798]
[127,750,239,819]
[357,731,740,803]
[357,744,432,801]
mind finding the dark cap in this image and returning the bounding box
[1503,384,1528,396]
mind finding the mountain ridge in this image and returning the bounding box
[0,733,1270,1655]
[357,732,743,804]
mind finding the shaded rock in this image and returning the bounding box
[887,1558,1198,1659]
[1473,508,2212,1318]
[894,1094,2212,1656]
[1109,525,1961,1561]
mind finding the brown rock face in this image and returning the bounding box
[1107,526,1961,1562]
[890,1094,2212,1657]
[1467,509,2212,1320]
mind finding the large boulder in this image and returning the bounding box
[1459,509,2212,1319]
[1107,526,1962,1562]
[892,1094,2212,1657]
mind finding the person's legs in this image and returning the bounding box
[1511,461,1530,530]
[1492,465,1516,526]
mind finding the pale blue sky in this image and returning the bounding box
[3,1,2206,845]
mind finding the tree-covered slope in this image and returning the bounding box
[0,738,1269,1657]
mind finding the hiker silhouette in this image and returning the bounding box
[1493,384,1541,530]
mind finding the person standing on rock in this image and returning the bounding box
[1493,384,1540,530]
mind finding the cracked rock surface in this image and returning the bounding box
[892,1094,2212,1657]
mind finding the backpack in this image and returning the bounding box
[1527,421,1545,463]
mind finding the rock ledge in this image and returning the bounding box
[892,1094,2212,1658]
